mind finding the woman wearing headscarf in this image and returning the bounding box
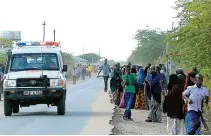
[111,64,122,106]
[144,65,152,110]
[146,66,162,122]
[163,74,185,135]
[134,66,146,109]
[110,64,119,93]
[177,74,186,88]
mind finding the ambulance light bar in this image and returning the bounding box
[16,41,59,47]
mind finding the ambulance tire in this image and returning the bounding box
[13,104,19,113]
[4,99,12,116]
[57,94,66,115]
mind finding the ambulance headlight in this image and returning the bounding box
[50,79,64,87]
[4,80,16,88]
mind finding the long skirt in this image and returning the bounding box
[167,117,184,135]
[134,88,146,109]
[185,110,201,135]
[144,82,151,110]
[110,78,117,94]
[148,96,162,122]
[112,87,123,106]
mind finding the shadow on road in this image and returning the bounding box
[11,111,112,117]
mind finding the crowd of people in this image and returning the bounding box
[107,61,209,135]
[70,64,98,84]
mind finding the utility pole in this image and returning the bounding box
[166,30,169,81]
[53,29,56,41]
[42,21,46,41]
[169,22,174,75]
[166,22,174,80]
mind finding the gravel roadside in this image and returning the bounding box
[110,106,167,135]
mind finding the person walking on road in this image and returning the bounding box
[71,67,77,84]
[88,64,92,78]
[163,74,185,135]
[183,74,209,135]
[122,65,137,121]
[98,59,111,92]
[76,64,81,80]
[81,65,86,80]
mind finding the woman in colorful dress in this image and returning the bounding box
[134,66,146,109]
[111,64,123,106]
[146,66,162,122]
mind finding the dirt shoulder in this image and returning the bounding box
[81,91,114,135]
[110,106,167,135]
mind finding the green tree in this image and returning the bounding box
[62,52,75,66]
[0,38,13,48]
[128,29,166,65]
[167,0,211,70]
[78,53,101,63]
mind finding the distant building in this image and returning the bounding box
[0,31,21,41]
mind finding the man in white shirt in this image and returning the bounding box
[183,74,209,135]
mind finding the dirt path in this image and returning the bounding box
[110,106,167,135]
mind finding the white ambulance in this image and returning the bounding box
[3,41,67,116]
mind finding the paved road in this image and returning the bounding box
[0,77,109,135]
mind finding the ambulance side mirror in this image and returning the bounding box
[63,65,68,72]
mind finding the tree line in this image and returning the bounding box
[128,0,211,75]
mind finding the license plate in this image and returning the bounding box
[23,91,43,95]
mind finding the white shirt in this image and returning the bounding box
[71,69,77,76]
[183,84,209,112]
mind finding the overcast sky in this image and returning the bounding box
[0,0,178,61]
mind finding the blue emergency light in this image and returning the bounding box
[16,41,40,46]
